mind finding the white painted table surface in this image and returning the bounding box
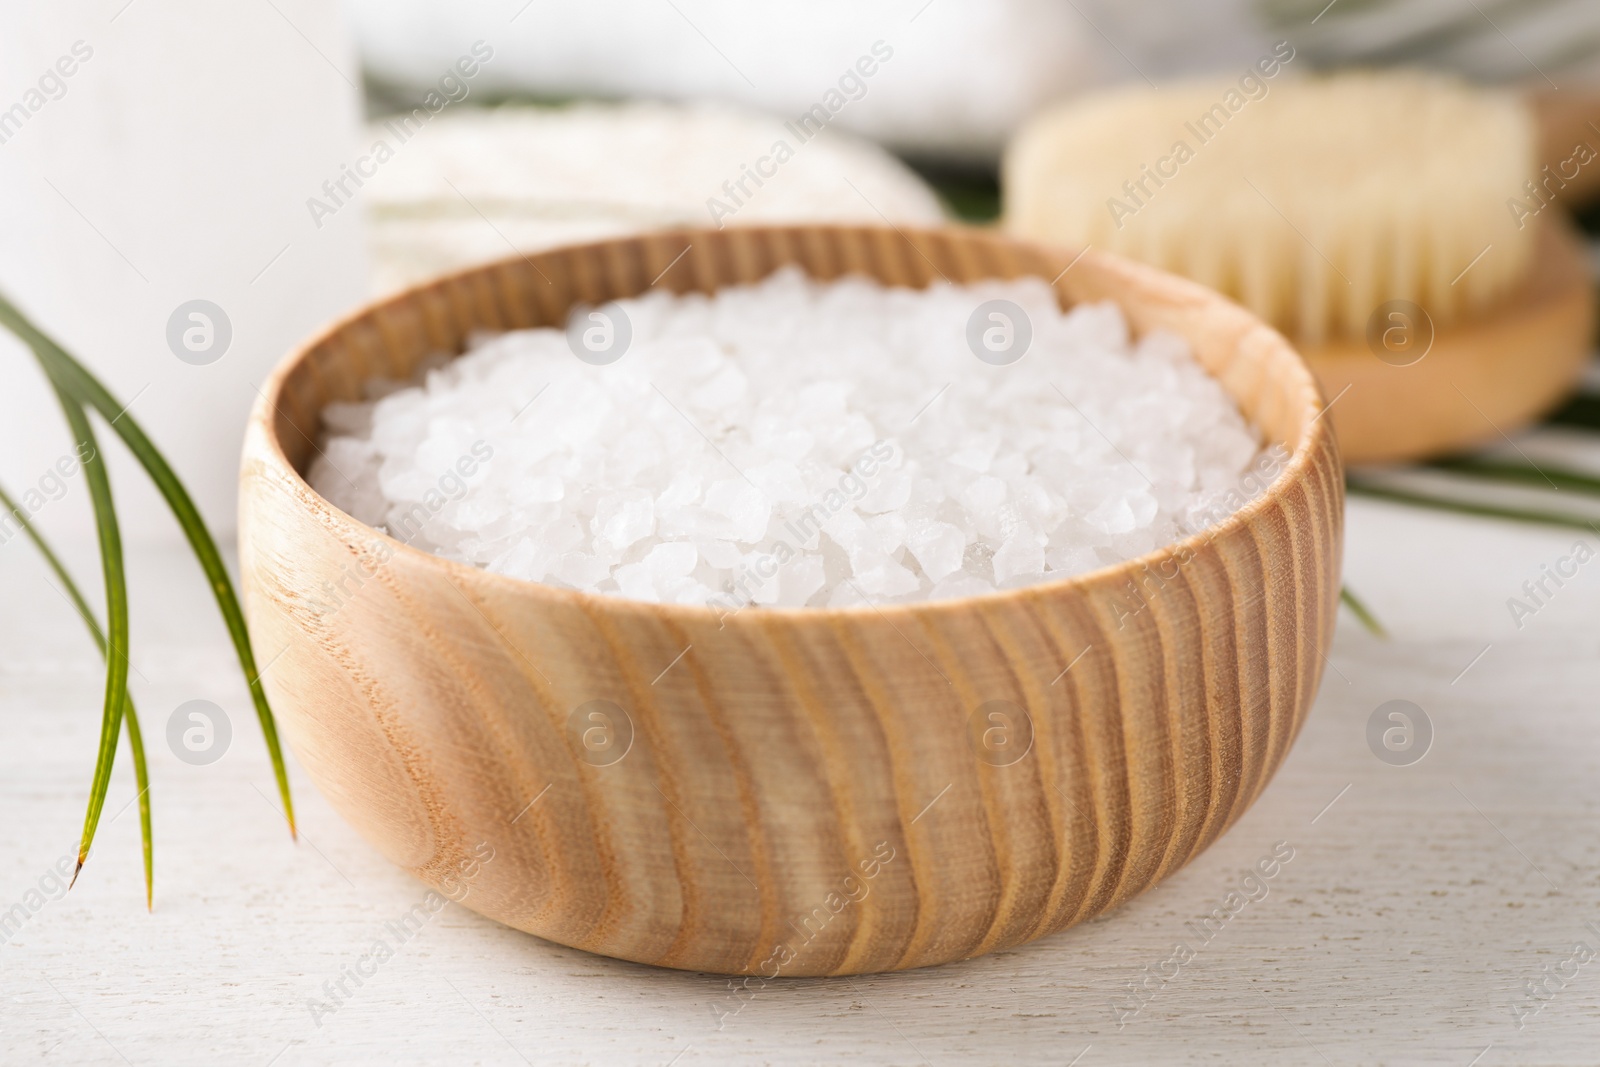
[5,436,1600,1066]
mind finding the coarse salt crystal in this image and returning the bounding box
[310,267,1275,610]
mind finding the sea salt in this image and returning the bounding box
[310,268,1274,610]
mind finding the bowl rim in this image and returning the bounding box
[249,223,1336,626]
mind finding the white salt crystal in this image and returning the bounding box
[593,494,655,556]
[959,475,1008,517]
[697,540,742,570]
[748,461,809,506]
[311,267,1273,609]
[1085,490,1159,536]
[851,552,922,598]
[857,469,912,515]
[780,556,827,607]
[488,537,550,581]
[821,509,869,555]
[947,431,1001,473]
[613,561,659,601]
[906,521,967,582]
[992,532,1047,588]
[703,479,770,543]
[748,569,783,607]
[517,476,566,504]
[645,541,698,577]
[553,552,610,589]
[930,573,996,601]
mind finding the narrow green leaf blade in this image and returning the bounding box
[122,705,153,910]
[1348,478,1600,533]
[39,380,129,882]
[1428,456,1600,496]
[1339,584,1388,639]
[0,481,154,907]
[0,291,295,838]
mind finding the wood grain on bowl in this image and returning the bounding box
[239,225,1343,976]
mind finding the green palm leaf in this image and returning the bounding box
[1339,584,1388,637]
[38,379,130,885]
[1429,455,1600,494]
[1348,478,1600,532]
[0,287,295,893]
[0,481,153,906]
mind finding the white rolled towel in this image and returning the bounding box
[342,0,1105,161]
[362,101,947,293]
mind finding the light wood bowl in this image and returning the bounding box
[1301,219,1596,466]
[239,224,1343,976]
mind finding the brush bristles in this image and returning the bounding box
[1004,72,1537,343]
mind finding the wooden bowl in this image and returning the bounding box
[239,224,1342,976]
[1301,219,1596,466]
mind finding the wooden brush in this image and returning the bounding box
[1005,72,1537,342]
[1005,71,1596,462]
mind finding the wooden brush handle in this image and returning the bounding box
[1532,88,1600,204]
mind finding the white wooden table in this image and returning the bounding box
[4,435,1600,1065]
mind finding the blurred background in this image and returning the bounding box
[3,0,1600,539]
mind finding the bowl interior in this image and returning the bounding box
[265,224,1324,488]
